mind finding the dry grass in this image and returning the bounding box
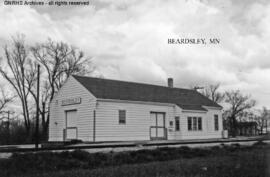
[1,142,269,177]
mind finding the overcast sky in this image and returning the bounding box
[0,0,270,108]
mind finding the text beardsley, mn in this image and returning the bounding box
[167,38,220,45]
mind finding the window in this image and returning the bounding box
[192,117,197,130]
[119,110,126,124]
[188,117,192,131]
[198,117,202,130]
[175,117,180,131]
[214,115,219,131]
[187,117,202,131]
[169,121,173,126]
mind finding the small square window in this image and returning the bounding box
[119,110,126,124]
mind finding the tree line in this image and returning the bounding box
[199,84,269,136]
[0,34,93,144]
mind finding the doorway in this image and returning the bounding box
[150,112,167,140]
[65,110,78,140]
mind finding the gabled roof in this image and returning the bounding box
[73,75,222,111]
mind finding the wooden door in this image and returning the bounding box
[150,112,166,140]
[65,110,78,140]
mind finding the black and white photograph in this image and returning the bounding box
[0,0,269,176]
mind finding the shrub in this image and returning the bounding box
[1,143,266,176]
[70,150,90,161]
[252,140,267,146]
[88,152,110,167]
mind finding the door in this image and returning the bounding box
[150,112,166,140]
[65,110,78,140]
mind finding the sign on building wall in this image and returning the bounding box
[62,97,81,106]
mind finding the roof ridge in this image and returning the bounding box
[72,75,222,110]
[72,74,194,92]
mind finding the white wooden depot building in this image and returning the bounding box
[49,75,223,142]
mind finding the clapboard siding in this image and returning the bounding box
[95,101,175,141]
[49,77,96,142]
[205,107,223,138]
[49,76,223,142]
[180,111,210,139]
[178,108,223,139]
[95,101,223,141]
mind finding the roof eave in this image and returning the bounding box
[202,105,223,110]
[96,98,176,107]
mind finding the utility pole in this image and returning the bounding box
[7,111,10,145]
[35,64,40,150]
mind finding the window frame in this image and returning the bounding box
[118,110,126,124]
[187,116,202,131]
[192,117,197,131]
[198,117,202,131]
[214,114,219,131]
[188,117,192,131]
[175,117,180,131]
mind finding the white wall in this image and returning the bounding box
[204,107,223,138]
[49,76,223,142]
[95,101,223,141]
[173,107,223,140]
[49,76,97,142]
[95,100,175,141]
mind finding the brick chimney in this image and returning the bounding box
[168,78,173,88]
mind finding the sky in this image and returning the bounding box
[0,0,270,108]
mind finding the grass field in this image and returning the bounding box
[0,141,269,177]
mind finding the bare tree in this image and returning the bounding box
[30,39,93,139]
[201,83,224,103]
[255,107,270,134]
[238,109,260,127]
[224,90,256,136]
[0,35,35,135]
[0,86,15,115]
[26,61,51,140]
[0,36,94,140]
[31,39,92,101]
